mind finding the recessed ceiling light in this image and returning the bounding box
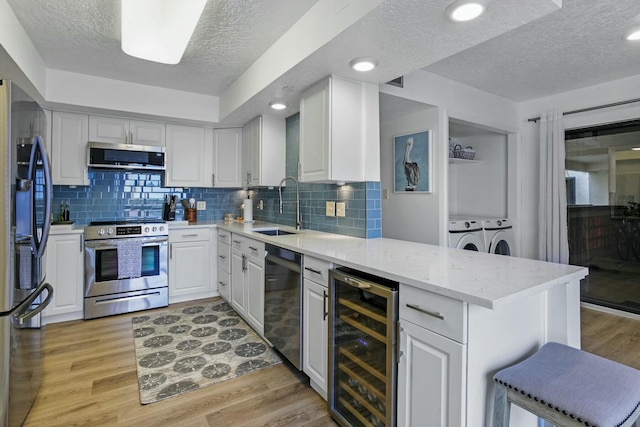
[349,57,378,72]
[625,28,640,41]
[121,0,207,64]
[446,1,486,22]
[269,101,287,110]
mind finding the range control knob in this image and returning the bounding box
[107,227,114,235]
[464,222,470,229]
[144,227,150,233]
[497,220,503,226]
[159,226,165,232]
[152,226,157,232]
[98,228,105,236]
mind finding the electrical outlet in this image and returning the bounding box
[326,201,335,216]
[383,189,389,199]
[259,200,264,210]
[336,202,346,217]
[196,201,206,210]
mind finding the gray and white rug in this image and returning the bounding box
[131,300,281,404]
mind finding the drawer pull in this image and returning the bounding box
[182,234,199,238]
[218,234,226,239]
[406,304,444,320]
[218,255,226,259]
[305,267,322,275]
[219,281,226,286]
[233,240,241,244]
[249,246,258,251]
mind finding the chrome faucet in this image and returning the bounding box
[278,176,301,230]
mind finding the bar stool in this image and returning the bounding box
[493,342,640,427]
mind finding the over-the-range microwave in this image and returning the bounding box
[88,142,165,171]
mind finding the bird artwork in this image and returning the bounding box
[403,137,420,191]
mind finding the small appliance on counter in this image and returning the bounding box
[162,195,177,221]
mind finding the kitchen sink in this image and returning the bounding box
[252,229,298,236]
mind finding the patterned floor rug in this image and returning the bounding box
[131,300,282,404]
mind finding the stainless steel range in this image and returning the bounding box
[84,219,168,319]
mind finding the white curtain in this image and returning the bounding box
[538,110,569,264]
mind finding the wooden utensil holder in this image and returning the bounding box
[184,208,197,223]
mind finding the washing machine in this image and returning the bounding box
[481,218,514,256]
[448,219,486,252]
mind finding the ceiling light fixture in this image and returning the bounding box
[269,101,287,110]
[121,0,207,65]
[625,28,640,41]
[446,0,486,22]
[349,57,378,72]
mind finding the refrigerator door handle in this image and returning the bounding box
[28,135,53,259]
[0,281,53,319]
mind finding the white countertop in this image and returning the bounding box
[50,223,84,235]
[171,220,588,309]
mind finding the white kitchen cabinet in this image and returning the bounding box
[216,229,232,301]
[302,256,332,400]
[229,234,264,335]
[168,228,212,303]
[242,115,285,187]
[89,115,165,146]
[212,128,243,188]
[299,75,379,183]
[42,231,84,324]
[397,319,465,427]
[51,111,89,186]
[165,124,206,187]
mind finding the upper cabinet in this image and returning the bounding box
[213,128,243,188]
[165,124,206,187]
[242,115,285,187]
[51,111,89,186]
[299,75,380,183]
[89,115,165,147]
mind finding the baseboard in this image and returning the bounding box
[581,302,640,321]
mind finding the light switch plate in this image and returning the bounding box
[383,189,389,199]
[336,202,346,217]
[326,201,335,216]
[196,201,206,210]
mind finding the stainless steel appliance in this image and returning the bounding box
[83,219,168,319]
[88,141,166,171]
[328,268,399,427]
[1,80,55,427]
[264,243,303,370]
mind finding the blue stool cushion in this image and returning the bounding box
[494,342,640,426]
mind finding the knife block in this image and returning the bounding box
[184,208,197,223]
[162,202,175,221]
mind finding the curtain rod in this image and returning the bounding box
[527,97,640,123]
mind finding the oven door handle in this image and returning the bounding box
[84,236,168,249]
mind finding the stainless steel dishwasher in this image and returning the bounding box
[264,244,303,370]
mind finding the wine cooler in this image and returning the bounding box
[328,268,399,427]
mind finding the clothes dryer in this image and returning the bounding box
[481,219,514,256]
[448,219,486,252]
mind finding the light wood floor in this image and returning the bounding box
[25,302,640,426]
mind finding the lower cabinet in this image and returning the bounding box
[229,234,264,336]
[397,319,465,427]
[43,231,84,324]
[168,228,214,303]
[303,277,328,399]
[216,230,231,301]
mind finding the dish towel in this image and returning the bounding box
[117,239,142,279]
[18,244,33,289]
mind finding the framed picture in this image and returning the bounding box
[394,130,431,193]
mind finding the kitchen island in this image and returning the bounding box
[173,220,588,426]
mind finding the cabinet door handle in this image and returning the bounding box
[80,236,84,253]
[344,277,370,289]
[305,267,322,275]
[218,255,226,259]
[396,322,403,361]
[212,173,215,186]
[323,290,328,320]
[169,243,173,259]
[405,303,444,320]
[242,254,246,272]
[219,281,226,286]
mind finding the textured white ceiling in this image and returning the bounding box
[5,0,598,124]
[6,0,318,96]
[424,0,640,101]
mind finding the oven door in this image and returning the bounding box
[84,236,168,298]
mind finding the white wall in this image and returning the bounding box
[449,133,508,218]
[520,73,640,259]
[381,106,442,245]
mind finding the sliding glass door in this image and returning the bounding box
[565,120,640,315]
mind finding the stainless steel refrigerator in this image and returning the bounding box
[0,80,54,427]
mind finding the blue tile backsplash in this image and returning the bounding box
[53,113,382,238]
